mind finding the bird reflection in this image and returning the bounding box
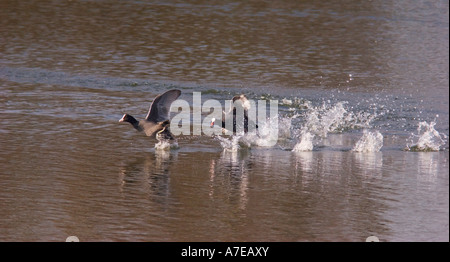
[353,152,383,179]
[292,151,315,187]
[118,150,177,205]
[417,152,439,183]
[208,149,252,211]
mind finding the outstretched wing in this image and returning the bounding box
[145,89,181,123]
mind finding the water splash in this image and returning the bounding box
[214,114,287,151]
[280,97,311,110]
[292,131,314,152]
[216,134,242,152]
[406,121,447,152]
[155,140,179,150]
[255,116,286,147]
[352,130,384,153]
[302,101,375,138]
[291,101,377,152]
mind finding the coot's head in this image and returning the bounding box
[119,114,135,123]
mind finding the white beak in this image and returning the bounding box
[119,114,126,122]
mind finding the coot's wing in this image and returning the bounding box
[145,89,181,123]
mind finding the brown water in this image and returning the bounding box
[0,0,448,241]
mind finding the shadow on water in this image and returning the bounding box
[208,149,253,212]
[290,150,392,241]
[118,150,177,207]
[113,145,399,241]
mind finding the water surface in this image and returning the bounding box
[0,0,448,241]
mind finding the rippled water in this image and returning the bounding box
[0,0,448,241]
